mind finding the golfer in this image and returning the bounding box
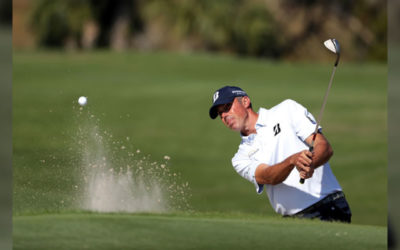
[209,86,351,222]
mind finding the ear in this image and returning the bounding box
[242,96,251,108]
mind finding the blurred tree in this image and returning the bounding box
[0,0,12,25]
[89,0,143,49]
[351,0,387,60]
[30,0,143,49]
[31,0,92,48]
[27,0,386,61]
[270,0,387,60]
[233,3,281,57]
[141,0,281,57]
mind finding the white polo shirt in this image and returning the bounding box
[232,99,342,215]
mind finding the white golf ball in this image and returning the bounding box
[78,96,87,106]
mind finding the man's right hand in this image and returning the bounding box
[290,150,314,179]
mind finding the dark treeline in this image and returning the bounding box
[0,0,11,25]
[29,0,386,61]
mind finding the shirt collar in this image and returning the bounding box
[240,108,268,142]
[255,108,268,129]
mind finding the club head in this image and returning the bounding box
[324,38,340,66]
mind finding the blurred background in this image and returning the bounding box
[0,0,12,249]
[389,0,400,249]
[13,0,386,62]
[11,1,389,249]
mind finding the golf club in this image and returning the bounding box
[300,38,340,184]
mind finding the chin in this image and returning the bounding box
[229,124,240,131]
[224,123,235,130]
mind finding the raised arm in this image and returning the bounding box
[305,132,333,169]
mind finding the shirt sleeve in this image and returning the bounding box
[232,143,264,194]
[285,99,321,140]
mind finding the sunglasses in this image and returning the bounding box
[217,102,233,117]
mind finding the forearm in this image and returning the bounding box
[255,149,314,185]
[255,158,295,185]
[309,133,333,169]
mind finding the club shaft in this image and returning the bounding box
[299,65,337,184]
[315,66,337,132]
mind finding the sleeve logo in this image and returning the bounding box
[305,111,316,124]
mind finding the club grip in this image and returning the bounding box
[299,145,314,184]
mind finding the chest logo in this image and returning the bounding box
[273,123,281,136]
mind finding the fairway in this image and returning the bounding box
[13,212,386,250]
[13,49,386,236]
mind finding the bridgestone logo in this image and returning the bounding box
[213,91,219,103]
[273,123,281,136]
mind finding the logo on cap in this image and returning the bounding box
[232,90,246,95]
[213,91,219,103]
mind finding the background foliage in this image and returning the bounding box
[26,0,386,61]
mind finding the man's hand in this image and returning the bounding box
[299,168,314,179]
[255,149,316,185]
[290,150,314,179]
[305,132,333,169]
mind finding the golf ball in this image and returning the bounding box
[78,96,87,106]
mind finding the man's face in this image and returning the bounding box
[217,97,248,131]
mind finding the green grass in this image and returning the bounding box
[389,46,400,227]
[13,212,387,250]
[0,27,12,250]
[13,50,386,227]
